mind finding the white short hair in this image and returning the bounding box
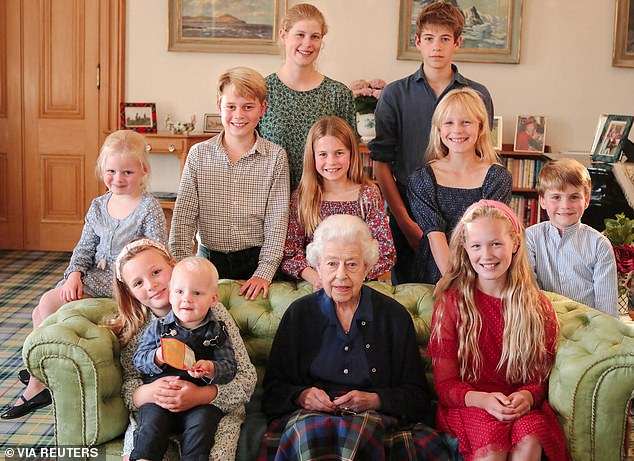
[172,256,219,289]
[306,215,379,269]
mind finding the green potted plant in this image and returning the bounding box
[603,213,634,317]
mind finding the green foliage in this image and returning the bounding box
[603,213,634,246]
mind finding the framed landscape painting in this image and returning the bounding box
[613,0,634,67]
[398,0,522,63]
[169,0,287,54]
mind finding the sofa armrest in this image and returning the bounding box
[23,298,128,446]
[546,292,634,461]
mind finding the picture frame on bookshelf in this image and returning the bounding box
[492,116,503,150]
[592,114,634,163]
[120,103,157,133]
[514,115,546,153]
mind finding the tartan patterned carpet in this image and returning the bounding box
[0,250,70,448]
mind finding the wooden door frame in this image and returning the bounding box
[100,0,126,145]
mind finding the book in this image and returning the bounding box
[160,337,196,370]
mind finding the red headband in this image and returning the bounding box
[463,199,521,235]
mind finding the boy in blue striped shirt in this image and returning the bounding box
[526,159,618,316]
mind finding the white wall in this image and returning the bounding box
[127,0,634,155]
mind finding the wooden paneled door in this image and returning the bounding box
[0,1,24,249]
[0,0,124,250]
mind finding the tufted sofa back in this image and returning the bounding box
[217,280,438,382]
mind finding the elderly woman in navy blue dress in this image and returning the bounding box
[259,214,449,460]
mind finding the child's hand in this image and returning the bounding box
[466,391,516,422]
[188,360,214,380]
[507,390,533,417]
[238,276,270,300]
[59,271,83,303]
[300,267,322,291]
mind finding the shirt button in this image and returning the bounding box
[371,368,377,373]
[343,368,349,374]
[344,346,350,352]
[361,321,366,326]
[365,344,371,349]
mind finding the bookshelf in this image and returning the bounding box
[497,144,549,227]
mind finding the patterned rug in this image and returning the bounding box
[0,250,70,449]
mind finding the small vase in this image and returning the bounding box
[356,112,376,143]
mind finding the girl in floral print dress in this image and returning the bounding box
[280,116,395,288]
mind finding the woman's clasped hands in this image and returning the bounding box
[297,387,380,414]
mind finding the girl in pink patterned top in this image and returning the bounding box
[428,200,569,461]
[280,116,395,288]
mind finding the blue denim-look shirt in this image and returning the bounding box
[308,288,373,397]
[369,64,494,193]
[133,306,237,385]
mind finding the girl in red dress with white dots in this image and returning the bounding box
[428,200,569,461]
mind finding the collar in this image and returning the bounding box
[547,220,581,240]
[214,131,264,160]
[159,308,214,330]
[415,63,464,86]
[316,285,374,326]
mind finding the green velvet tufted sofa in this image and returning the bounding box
[24,281,634,461]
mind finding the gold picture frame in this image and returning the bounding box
[397,0,522,64]
[168,0,287,54]
[613,0,634,67]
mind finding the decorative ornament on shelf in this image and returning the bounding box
[603,213,634,317]
[165,114,196,135]
[348,78,386,143]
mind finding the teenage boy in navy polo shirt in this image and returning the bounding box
[370,2,494,284]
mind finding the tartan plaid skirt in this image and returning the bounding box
[258,409,451,461]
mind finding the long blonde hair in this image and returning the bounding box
[426,87,498,165]
[105,240,173,347]
[433,201,555,384]
[296,116,372,237]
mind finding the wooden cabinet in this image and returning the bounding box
[144,132,214,229]
[498,144,548,227]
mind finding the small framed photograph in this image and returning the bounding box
[203,113,223,133]
[120,103,157,133]
[513,115,546,153]
[492,116,503,151]
[592,115,634,163]
[590,113,609,154]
